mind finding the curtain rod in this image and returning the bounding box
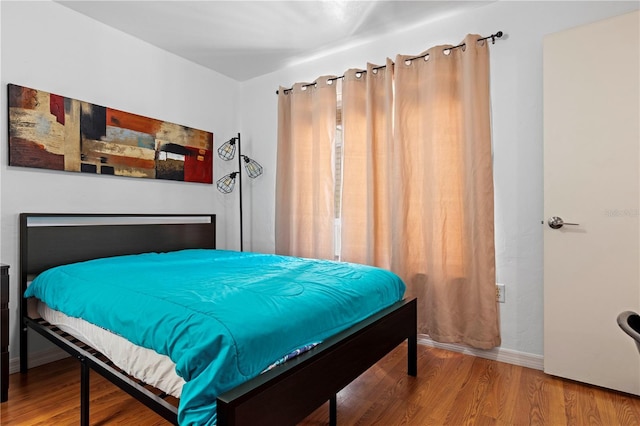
[276,31,504,95]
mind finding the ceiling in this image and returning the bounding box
[57,1,494,82]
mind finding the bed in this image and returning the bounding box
[19,213,417,425]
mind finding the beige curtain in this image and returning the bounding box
[275,78,336,259]
[341,61,394,269]
[394,35,499,348]
[341,35,499,349]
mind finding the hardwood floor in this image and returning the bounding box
[1,344,639,425]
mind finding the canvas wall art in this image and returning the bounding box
[8,84,213,183]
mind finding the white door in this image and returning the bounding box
[543,10,640,395]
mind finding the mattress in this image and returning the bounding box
[38,301,185,397]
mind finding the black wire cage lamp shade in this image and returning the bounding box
[217,138,237,161]
[215,133,263,251]
[242,156,263,178]
[216,171,238,194]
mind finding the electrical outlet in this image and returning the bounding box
[496,284,505,303]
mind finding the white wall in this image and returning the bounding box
[239,1,640,358]
[0,1,241,361]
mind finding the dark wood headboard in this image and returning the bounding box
[20,213,216,277]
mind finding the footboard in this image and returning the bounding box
[217,298,417,426]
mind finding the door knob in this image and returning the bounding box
[548,216,579,229]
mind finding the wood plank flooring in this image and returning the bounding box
[1,344,639,425]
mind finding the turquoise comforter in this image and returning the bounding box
[25,249,406,425]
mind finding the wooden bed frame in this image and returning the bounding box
[19,213,417,426]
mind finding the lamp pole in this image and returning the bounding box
[236,132,244,252]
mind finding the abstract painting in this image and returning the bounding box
[8,84,213,183]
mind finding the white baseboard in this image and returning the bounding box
[9,347,70,374]
[418,334,544,371]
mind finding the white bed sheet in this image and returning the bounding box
[38,301,185,397]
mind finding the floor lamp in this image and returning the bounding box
[216,133,263,251]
